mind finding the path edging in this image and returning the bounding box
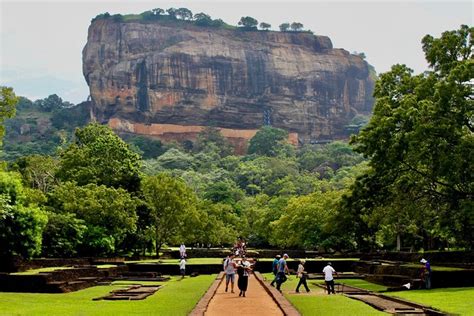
[254,272,301,316]
[189,272,224,316]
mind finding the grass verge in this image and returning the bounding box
[385,287,474,315]
[262,273,384,315]
[0,275,216,316]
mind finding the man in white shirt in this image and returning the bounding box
[179,243,186,258]
[322,262,337,294]
[179,257,186,279]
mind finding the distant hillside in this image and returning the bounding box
[2,96,90,161]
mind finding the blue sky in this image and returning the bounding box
[0,0,472,104]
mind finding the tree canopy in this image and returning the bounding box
[347,25,473,250]
[57,123,141,191]
[238,16,258,29]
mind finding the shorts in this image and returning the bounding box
[226,273,235,282]
[180,269,185,276]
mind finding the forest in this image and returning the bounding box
[0,25,472,261]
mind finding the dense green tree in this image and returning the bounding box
[48,182,138,255]
[259,22,271,31]
[271,189,343,249]
[248,126,289,156]
[151,8,164,16]
[122,135,166,159]
[34,94,72,112]
[156,148,194,170]
[348,25,474,249]
[176,8,193,20]
[51,102,90,130]
[13,155,59,193]
[194,12,212,26]
[0,86,18,147]
[166,8,177,19]
[0,171,47,259]
[41,212,87,257]
[194,126,233,157]
[203,179,244,205]
[141,173,198,255]
[279,23,290,32]
[57,123,141,191]
[238,16,258,29]
[193,201,239,246]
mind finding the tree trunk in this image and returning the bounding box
[396,233,401,252]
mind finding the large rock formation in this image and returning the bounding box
[83,18,374,146]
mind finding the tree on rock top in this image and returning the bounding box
[259,22,271,31]
[238,16,258,30]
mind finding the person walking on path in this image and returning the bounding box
[223,253,236,293]
[237,256,251,297]
[179,257,186,279]
[179,243,186,258]
[322,262,338,294]
[295,260,310,293]
[270,254,281,287]
[420,258,432,289]
[276,254,289,292]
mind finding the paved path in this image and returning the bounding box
[204,273,284,316]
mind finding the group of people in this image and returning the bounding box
[233,237,247,257]
[270,254,337,294]
[223,253,252,297]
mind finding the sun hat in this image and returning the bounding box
[283,253,289,258]
[420,258,427,263]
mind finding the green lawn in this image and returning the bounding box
[336,279,388,292]
[11,265,118,275]
[400,263,466,271]
[159,258,223,265]
[385,287,474,315]
[262,274,384,315]
[11,267,75,275]
[0,275,216,316]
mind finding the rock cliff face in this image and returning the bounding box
[83,19,374,146]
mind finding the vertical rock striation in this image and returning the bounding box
[83,18,374,144]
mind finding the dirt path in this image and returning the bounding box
[204,273,284,316]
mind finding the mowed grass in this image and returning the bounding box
[336,279,388,292]
[11,265,118,275]
[385,287,474,315]
[0,275,216,316]
[400,263,466,271]
[262,273,384,315]
[126,258,224,265]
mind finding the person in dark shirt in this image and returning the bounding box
[270,254,281,287]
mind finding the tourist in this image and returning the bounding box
[179,257,186,278]
[237,256,251,297]
[420,258,431,289]
[322,262,338,294]
[276,254,289,292]
[179,243,186,258]
[270,254,281,287]
[295,259,310,293]
[223,253,236,293]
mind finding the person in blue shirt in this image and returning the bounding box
[270,254,281,287]
[275,254,289,292]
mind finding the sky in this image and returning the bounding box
[0,0,472,104]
